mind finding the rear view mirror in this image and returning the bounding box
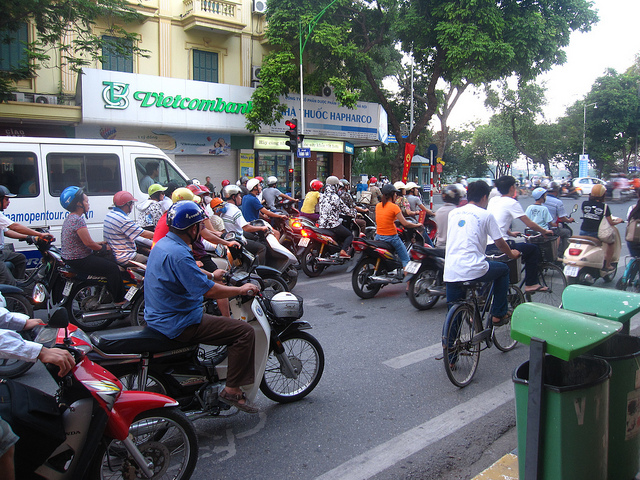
[572,204,579,213]
[48,307,69,328]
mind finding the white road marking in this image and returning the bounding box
[383,343,442,369]
[314,380,514,480]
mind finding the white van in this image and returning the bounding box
[0,137,190,266]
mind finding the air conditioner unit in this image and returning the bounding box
[251,66,261,82]
[34,94,58,105]
[321,85,334,98]
[253,0,267,14]
[251,80,262,89]
[13,93,27,102]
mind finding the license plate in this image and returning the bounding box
[125,286,138,301]
[564,265,579,277]
[62,280,73,296]
[298,237,310,247]
[405,261,420,274]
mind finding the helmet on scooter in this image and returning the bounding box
[0,185,16,199]
[267,176,278,186]
[113,191,137,207]
[369,177,377,184]
[222,184,242,200]
[326,176,340,186]
[187,184,206,196]
[339,179,350,188]
[171,187,195,203]
[381,184,400,196]
[405,181,419,190]
[591,184,606,199]
[442,185,462,205]
[60,186,84,211]
[393,181,406,191]
[221,179,231,188]
[166,200,206,230]
[310,180,323,191]
[247,178,261,192]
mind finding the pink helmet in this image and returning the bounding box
[113,191,137,207]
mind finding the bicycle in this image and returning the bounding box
[520,230,567,307]
[615,255,640,292]
[442,258,525,388]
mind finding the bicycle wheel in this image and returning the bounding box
[526,262,567,307]
[442,303,480,388]
[492,285,524,352]
[616,260,640,292]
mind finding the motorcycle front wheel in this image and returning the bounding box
[0,292,36,378]
[351,258,381,299]
[301,243,326,278]
[407,269,441,310]
[89,407,198,480]
[260,330,324,403]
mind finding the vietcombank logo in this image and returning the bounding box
[102,81,253,115]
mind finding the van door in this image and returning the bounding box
[42,143,125,242]
[0,143,45,264]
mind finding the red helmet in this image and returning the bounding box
[310,180,323,191]
[255,176,264,182]
[198,185,211,194]
[369,177,377,184]
[221,179,230,187]
[187,184,207,196]
[113,191,137,207]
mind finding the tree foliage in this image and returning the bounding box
[0,0,146,101]
[248,0,597,179]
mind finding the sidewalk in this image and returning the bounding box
[471,452,518,480]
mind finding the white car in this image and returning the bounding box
[572,177,605,195]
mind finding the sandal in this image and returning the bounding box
[492,311,512,327]
[524,285,549,293]
[219,389,260,414]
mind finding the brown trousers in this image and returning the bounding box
[176,314,255,388]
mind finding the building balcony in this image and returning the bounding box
[181,0,246,34]
[126,0,159,18]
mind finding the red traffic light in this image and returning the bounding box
[288,168,294,174]
[285,119,297,129]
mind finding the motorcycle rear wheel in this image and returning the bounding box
[260,330,324,403]
[351,258,382,299]
[129,295,146,326]
[0,292,36,378]
[67,283,116,332]
[301,244,326,278]
[89,407,198,480]
[407,269,441,310]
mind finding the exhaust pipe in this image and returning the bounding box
[81,309,127,322]
[583,273,596,285]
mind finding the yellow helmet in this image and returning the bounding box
[591,184,606,198]
[171,187,195,203]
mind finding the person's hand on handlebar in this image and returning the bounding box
[38,347,75,377]
[239,283,257,296]
[509,249,521,260]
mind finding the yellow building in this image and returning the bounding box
[1,0,387,194]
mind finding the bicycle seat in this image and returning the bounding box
[569,236,602,246]
[90,326,198,354]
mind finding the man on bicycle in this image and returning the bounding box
[487,175,552,294]
[444,181,521,326]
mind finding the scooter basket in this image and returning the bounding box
[264,291,304,325]
[527,235,559,262]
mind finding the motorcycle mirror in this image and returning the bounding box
[572,204,578,213]
[48,307,69,328]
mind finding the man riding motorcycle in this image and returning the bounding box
[144,200,259,413]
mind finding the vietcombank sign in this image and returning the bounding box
[82,69,254,133]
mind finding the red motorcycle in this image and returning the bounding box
[6,308,198,479]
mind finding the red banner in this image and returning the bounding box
[401,142,416,183]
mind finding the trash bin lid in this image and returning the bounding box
[511,302,622,361]
[562,285,640,323]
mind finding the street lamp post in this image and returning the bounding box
[582,102,597,155]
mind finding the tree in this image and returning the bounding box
[247,0,598,179]
[0,0,146,101]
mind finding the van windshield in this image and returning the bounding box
[0,152,39,197]
[47,153,122,196]
[135,157,187,194]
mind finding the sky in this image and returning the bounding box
[445,0,640,129]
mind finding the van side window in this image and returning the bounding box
[0,152,39,197]
[47,153,122,196]
[135,158,186,194]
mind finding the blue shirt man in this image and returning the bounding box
[241,193,263,222]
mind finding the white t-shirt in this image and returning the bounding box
[220,203,248,238]
[487,196,526,243]
[0,212,14,248]
[444,203,503,282]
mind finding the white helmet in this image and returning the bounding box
[326,176,340,186]
[222,184,242,199]
[267,176,278,186]
[405,181,419,190]
[247,178,261,192]
[393,181,406,190]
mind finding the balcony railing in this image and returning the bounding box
[182,0,245,32]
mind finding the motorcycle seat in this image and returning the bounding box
[413,244,446,258]
[90,326,198,354]
[362,238,394,250]
[569,236,602,246]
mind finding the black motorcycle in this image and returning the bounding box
[404,244,446,310]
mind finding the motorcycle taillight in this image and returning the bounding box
[410,249,426,260]
[568,248,582,256]
[352,240,366,252]
[301,229,310,237]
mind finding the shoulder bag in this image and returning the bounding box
[598,205,616,244]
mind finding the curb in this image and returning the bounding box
[471,452,519,480]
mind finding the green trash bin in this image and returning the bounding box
[513,355,612,480]
[589,334,640,480]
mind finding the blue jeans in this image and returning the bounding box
[446,261,510,318]
[487,241,539,286]
[375,234,410,267]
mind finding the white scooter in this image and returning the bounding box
[562,218,623,285]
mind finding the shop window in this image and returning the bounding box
[101,35,133,73]
[317,153,329,181]
[47,153,122,196]
[135,158,187,193]
[258,151,291,190]
[0,23,28,72]
[0,152,39,197]
[193,50,219,83]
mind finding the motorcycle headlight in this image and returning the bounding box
[32,282,47,304]
[70,329,93,354]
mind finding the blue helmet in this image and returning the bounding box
[166,200,206,230]
[60,186,84,211]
